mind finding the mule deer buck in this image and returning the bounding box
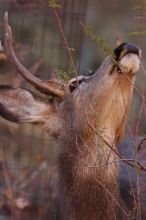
[0,12,142,219]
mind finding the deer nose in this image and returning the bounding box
[123,43,141,57]
[114,43,141,61]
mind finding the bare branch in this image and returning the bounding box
[3,12,66,99]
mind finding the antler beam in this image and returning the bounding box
[3,12,66,99]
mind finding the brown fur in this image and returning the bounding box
[58,57,136,220]
[1,14,140,219]
[0,56,138,220]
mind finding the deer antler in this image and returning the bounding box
[3,12,66,99]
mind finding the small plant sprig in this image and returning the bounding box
[81,22,113,56]
[48,0,62,9]
[54,68,73,81]
[110,55,129,74]
[130,0,146,37]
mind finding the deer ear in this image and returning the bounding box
[0,85,49,123]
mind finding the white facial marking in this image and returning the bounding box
[120,53,140,73]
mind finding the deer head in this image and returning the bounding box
[0,12,142,220]
[0,12,141,139]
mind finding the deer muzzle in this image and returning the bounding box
[114,43,141,74]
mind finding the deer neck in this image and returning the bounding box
[69,71,135,182]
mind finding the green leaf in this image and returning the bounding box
[82,24,113,56]
[48,0,62,9]
[129,31,146,36]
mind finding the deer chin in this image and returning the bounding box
[119,53,140,74]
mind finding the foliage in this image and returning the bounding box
[55,69,71,82]
[82,23,113,56]
[48,0,62,9]
[130,0,146,36]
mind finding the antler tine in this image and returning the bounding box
[3,12,65,99]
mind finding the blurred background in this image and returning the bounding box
[0,0,145,219]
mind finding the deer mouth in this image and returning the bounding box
[114,43,141,74]
[114,42,141,61]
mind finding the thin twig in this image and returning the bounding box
[52,7,90,124]
[80,158,135,169]
[94,177,128,217]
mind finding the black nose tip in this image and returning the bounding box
[114,42,141,61]
[124,43,140,55]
